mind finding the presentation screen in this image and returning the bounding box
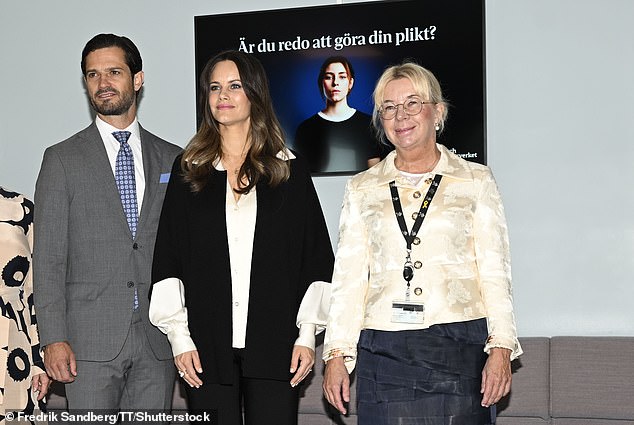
[195,0,485,175]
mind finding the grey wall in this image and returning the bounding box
[1,0,632,337]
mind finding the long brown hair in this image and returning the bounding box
[181,50,290,193]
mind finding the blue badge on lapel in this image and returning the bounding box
[159,173,170,183]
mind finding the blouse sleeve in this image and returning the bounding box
[473,168,522,360]
[294,280,331,350]
[149,277,197,356]
[323,179,370,373]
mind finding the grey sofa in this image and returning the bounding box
[46,336,634,424]
[495,336,634,425]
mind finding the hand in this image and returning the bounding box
[289,345,314,387]
[481,347,512,407]
[32,372,51,400]
[323,356,350,415]
[43,341,77,383]
[174,350,203,388]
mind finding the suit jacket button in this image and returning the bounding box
[132,243,139,250]
[127,281,134,288]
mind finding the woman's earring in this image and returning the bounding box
[434,122,440,131]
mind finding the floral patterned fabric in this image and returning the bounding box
[0,188,46,424]
[323,145,522,372]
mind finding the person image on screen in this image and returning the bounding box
[322,61,522,424]
[294,56,386,173]
[33,33,181,416]
[149,50,334,425]
[0,188,49,425]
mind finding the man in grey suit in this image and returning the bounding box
[34,34,181,413]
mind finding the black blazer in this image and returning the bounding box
[152,153,334,383]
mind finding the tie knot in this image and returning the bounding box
[112,131,132,144]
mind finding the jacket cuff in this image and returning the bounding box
[323,347,358,374]
[484,335,523,361]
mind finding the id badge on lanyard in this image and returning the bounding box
[388,174,443,324]
[391,300,425,324]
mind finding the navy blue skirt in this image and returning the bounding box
[356,318,495,425]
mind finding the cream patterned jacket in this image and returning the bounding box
[323,144,522,372]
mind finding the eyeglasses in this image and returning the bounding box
[379,98,435,119]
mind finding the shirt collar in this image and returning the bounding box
[359,143,474,188]
[95,116,140,142]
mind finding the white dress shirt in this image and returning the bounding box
[95,116,145,213]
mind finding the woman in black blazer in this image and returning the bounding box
[149,50,334,425]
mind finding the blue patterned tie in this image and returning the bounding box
[113,131,138,238]
[113,131,139,311]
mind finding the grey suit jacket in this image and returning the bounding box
[34,123,182,361]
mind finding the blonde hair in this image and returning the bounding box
[372,62,448,144]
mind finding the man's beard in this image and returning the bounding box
[90,87,136,116]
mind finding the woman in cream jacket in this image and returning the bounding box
[323,62,521,425]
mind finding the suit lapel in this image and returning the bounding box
[79,124,118,193]
[77,125,132,237]
[138,124,158,233]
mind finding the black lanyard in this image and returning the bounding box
[389,174,443,297]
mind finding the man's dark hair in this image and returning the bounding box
[81,33,142,76]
